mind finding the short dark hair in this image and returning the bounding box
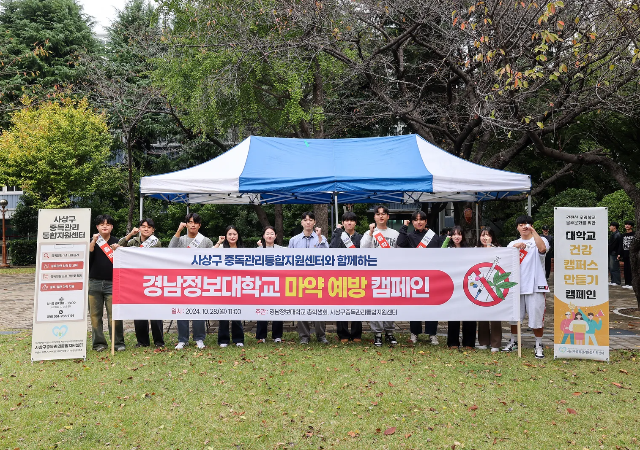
[342,211,357,222]
[611,221,619,228]
[624,220,635,227]
[411,210,427,222]
[374,205,389,215]
[139,218,155,228]
[185,213,202,224]
[515,215,534,226]
[301,211,315,221]
[95,214,114,226]
[478,228,499,247]
[588,312,594,317]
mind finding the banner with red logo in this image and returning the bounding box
[113,248,520,321]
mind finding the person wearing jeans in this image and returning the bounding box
[169,213,214,350]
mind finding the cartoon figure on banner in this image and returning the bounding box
[578,307,604,346]
[560,311,575,344]
[464,256,519,307]
[569,312,587,345]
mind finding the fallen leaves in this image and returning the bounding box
[468,405,478,411]
[384,427,396,435]
[567,408,578,415]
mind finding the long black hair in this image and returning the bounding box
[448,225,466,248]
[222,225,244,248]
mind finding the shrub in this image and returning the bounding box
[8,239,37,266]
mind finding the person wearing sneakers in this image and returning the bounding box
[397,210,440,346]
[169,213,213,350]
[330,211,363,343]
[619,220,634,289]
[502,216,549,359]
[608,222,622,286]
[288,211,330,344]
[89,214,125,352]
[113,218,164,349]
[360,205,399,347]
[214,225,246,348]
[256,226,284,344]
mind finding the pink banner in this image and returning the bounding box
[113,247,521,321]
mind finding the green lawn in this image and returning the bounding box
[0,267,35,275]
[0,332,638,449]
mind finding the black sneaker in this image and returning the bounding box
[385,333,398,345]
[502,341,518,352]
[374,334,383,347]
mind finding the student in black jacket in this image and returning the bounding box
[398,210,441,345]
[330,211,363,342]
[609,221,622,286]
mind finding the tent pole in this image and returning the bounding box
[186,204,190,215]
[475,202,479,243]
[334,193,339,227]
[139,194,143,221]
[527,194,532,216]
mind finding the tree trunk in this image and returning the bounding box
[275,204,284,246]
[313,204,329,240]
[250,204,271,229]
[632,208,640,309]
[127,142,134,232]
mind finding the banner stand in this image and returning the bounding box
[111,318,115,356]
[517,321,521,358]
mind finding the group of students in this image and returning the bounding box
[88,206,550,358]
[608,220,635,288]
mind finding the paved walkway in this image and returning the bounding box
[1,272,639,349]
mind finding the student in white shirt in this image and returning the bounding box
[502,216,549,359]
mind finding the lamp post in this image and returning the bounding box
[0,198,8,268]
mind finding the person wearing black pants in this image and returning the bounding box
[620,220,635,289]
[445,226,476,348]
[256,226,284,343]
[214,225,246,347]
[114,218,165,348]
[398,210,441,345]
[330,211,363,342]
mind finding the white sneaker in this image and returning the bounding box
[410,333,418,344]
[476,345,488,350]
[236,343,244,347]
[535,344,545,359]
[623,285,634,289]
[257,338,266,344]
[219,343,228,348]
[273,338,282,343]
[430,335,439,345]
[196,340,205,349]
[491,347,500,353]
[175,342,186,350]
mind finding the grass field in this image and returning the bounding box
[0,331,638,449]
[0,267,35,275]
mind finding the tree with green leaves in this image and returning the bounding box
[0,0,98,124]
[0,98,111,207]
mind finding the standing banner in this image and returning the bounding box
[554,207,609,361]
[31,209,91,361]
[113,248,521,322]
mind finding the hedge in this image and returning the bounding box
[8,239,37,266]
